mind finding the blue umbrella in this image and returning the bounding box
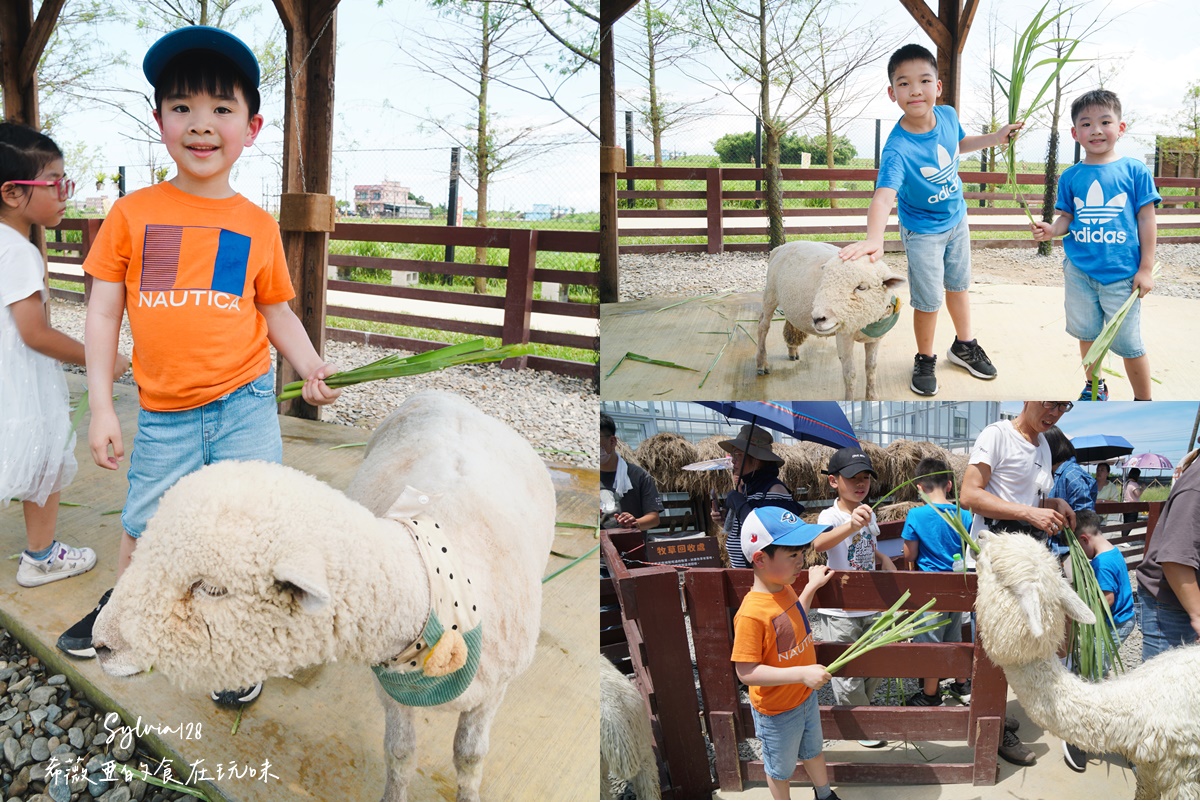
[697,401,858,450]
[1070,434,1134,464]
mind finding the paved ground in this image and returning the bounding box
[713,690,1137,800]
[599,284,1200,400]
[0,376,600,801]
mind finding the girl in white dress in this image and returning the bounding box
[0,123,127,587]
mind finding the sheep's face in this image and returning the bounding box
[974,532,1095,667]
[93,461,365,692]
[810,255,905,335]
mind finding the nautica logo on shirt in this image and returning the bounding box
[921,144,960,203]
[1072,181,1128,243]
[135,224,251,308]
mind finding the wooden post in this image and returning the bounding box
[273,0,339,420]
[706,168,724,254]
[599,7,619,304]
[501,228,536,370]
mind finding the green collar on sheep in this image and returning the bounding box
[858,295,902,338]
[372,487,484,707]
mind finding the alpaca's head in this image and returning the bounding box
[93,461,381,692]
[974,531,1095,666]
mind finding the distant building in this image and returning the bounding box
[525,203,570,221]
[353,180,431,219]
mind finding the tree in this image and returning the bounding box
[417,0,573,293]
[800,6,901,207]
[1171,80,1200,181]
[970,7,1005,202]
[688,0,886,248]
[617,0,709,209]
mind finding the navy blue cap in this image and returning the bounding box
[741,506,830,563]
[143,26,260,89]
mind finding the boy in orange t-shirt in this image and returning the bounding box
[59,27,339,709]
[731,506,840,800]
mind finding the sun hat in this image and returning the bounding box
[822,446,877,478]
[740,506,830,564]
[718,425,784,464]
[143,26,261,89]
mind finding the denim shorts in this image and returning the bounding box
[751,691,823,781]
[899,216,971,313]
[123,370,282,538]
[1063,256,1145,359]
[913,610,965,644]
[1138,586,1197,663]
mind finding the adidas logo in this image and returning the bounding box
[920,143,960,186]
[1073,180,1126,224]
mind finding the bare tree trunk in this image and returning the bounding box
[759,0,784,250]
[1040,73,1064,258]
[474,1,493,294]
[824,92,837,208]
[645,0,666,211]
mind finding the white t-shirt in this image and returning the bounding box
[967,420,1053,540]
[816,502,879,618]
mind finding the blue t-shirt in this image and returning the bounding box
[1055,157,1161,284]
[901,502,973,572]
[877,105,967,234]
[1091,546,1134,627]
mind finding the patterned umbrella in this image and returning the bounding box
[1119,452,1174,470]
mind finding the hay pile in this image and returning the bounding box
[615,437,638,466]
[861,441,890,498]
[633,433,698,493]
[876,501,921,524]
[948,453,970,497]
[881,440,952,503]
[780,441,836,501]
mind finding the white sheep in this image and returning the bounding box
[92,391,557,802]
[600,655,661,800]
[756,241,905,400]
[975,532,1200,799]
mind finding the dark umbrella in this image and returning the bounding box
[697,401,858,450]
[1070,434,1134,464]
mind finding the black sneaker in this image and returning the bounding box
[1005,715,1019,733]
[911,353,939,396]
[1078,379,1108,401]
[906,691,942,706]
[947,338,997,379]
[999,728,1036,766]
[56,588,113,659]
[211,682,263,708]
[814,791,840,800]
[949,680,972,699]
[1063,740,1088,773]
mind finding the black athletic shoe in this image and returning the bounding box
[56,588,113,659]
[947,338,997,379]
[1005,715,1019,733]
[814,791,841,800]
[949,680,972,699]
[1063,740,1088,773]
[906,691,943,707]
[211,682,263,708]
[999,728,1036,766]
[911,353,939,396]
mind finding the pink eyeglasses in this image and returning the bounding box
[7,176,76,201]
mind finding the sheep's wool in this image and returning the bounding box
[372,487,483,707]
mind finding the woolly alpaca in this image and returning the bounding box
[92,391,556,802]
[756,241,905,400]
[600,656,661,799]
[975,532,1200,799]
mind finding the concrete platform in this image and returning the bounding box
[0,376,599,801]
[600,284,1200,400]
[714,692,1137,800]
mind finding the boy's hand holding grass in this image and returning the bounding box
[1030,219,1066,242]
[1133,266,1155,298]
[300,362,342,406]
[849,503,872,529]
[796,664,833,690]
[995,120,1024,147]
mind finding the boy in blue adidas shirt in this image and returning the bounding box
[841,44,1022,397]
[1032,89,1159,401]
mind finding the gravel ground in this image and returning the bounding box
[617,242,1200,302]
[49,299,598,468]
[0,631,192,801]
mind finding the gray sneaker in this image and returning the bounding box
[16,541,97,587]
[911,353,938,396]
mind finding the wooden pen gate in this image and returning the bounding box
[601,529,1007,798]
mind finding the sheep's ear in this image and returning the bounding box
[274,550,331,615]
[1015,584,1045,638]
[880,269,906,289]
[1058,577,1097,625]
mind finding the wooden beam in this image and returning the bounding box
[600,0,639,28]
[599,7,619,303]
[937,0,961,108]
[17,0,65,86]
[958,0,980,51]
[275,0,339,420]
[897,0,951,53]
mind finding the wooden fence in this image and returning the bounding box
[44,219,600,380]
[617,166,1200,255]
[601,500,1164,798]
